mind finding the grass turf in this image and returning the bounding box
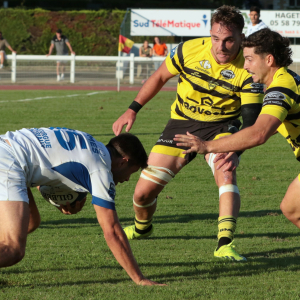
[0,90,300,299]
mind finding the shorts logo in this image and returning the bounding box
[108,182,116,200]
[221,70,235,80]
[199,60,211,69]
[264,92,286,101]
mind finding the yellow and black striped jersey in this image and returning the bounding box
[260,67,300,160]
[165,38,264,122]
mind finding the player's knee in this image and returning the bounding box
[140,165,174,187]
[4,244,26,266]
[215,171,236,187]
[28,216,41,234]
[280,199,294,220]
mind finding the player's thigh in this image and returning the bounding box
[280,176,300,215]
[135,152,187,200]
[0,139,30,244]
[0,201,29,247]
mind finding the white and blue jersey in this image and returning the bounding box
[2,127,116,210]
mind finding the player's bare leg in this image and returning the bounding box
[56,62,60,81]
[0,201,30,268]
[27,188,41,234]
[123,152,186,239]
[280,176,300,229]
[206,152,246,261]
[0,52,4,68]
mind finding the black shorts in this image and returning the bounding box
[151,118,241,163]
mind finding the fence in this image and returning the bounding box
[1,53,300,86]
[0,53,170,86]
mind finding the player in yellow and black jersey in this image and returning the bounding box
[175,28,300,239]
[166,37,262,123]
[113,6,264,262]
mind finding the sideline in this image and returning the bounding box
[0,91,108,103]
[0,85,177,91]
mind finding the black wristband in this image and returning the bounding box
[129,101,143,113]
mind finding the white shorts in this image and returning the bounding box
[0,137,29,203]
[0,50,7,59]
[56,53,68,64]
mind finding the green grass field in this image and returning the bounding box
[1,89,300,300]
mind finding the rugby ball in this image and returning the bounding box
[39,185,88,207]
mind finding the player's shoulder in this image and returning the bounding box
[61,35,68,40]
[52,35,57,41]
[182,37,210,52]
[271,68,299,92]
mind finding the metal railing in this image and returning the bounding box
[2,53,300,85]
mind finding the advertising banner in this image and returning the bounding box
[130,9,211,36]
[242,10,300,37]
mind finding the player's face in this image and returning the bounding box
[243,47,269,85]
[113,164,140,185]
[249,11,260,25]
[210,22,243,65]
[56,32,61,39]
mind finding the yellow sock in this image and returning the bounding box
[134,216,153,234]
[217,215,237,241]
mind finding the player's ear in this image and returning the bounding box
[118,156,129,168]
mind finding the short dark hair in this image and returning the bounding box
[211,5,244,33]
[56,29,62,34]
[107,133,148,169]
[242,28,293,68]
[250,6,260,14]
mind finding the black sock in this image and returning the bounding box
[216,237,232,250]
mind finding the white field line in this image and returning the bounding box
[0,91,108,103]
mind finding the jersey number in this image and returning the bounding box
[49,127,87,151]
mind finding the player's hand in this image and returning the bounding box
[46,53,50,57]
[59,197,86,215]
[138,278,167,286]
[112,109,137,136]
[174,131,208,154]
[213,152,239,172]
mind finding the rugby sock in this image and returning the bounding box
[216,215,237,250]
[134,216,153,234]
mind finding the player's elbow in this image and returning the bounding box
[254,130,268,146]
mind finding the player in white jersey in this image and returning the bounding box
[0,127,165,286]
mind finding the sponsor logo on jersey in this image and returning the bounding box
[264,92,286,101]
[250,83,263,88]
[221,84,239,92]
[221,70,235,80]
[194,66,210,75]
[208,80,218,90]
[182,99,226,116]
[199,60,211,69]
[108,182,116,200]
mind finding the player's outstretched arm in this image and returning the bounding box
[94,205,166,286]
[175,114,282,155]
[112,62,174,136]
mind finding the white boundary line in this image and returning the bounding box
[0,91,109,103]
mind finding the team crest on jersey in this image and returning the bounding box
[221,70,235,80]
[199,60,211,69]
